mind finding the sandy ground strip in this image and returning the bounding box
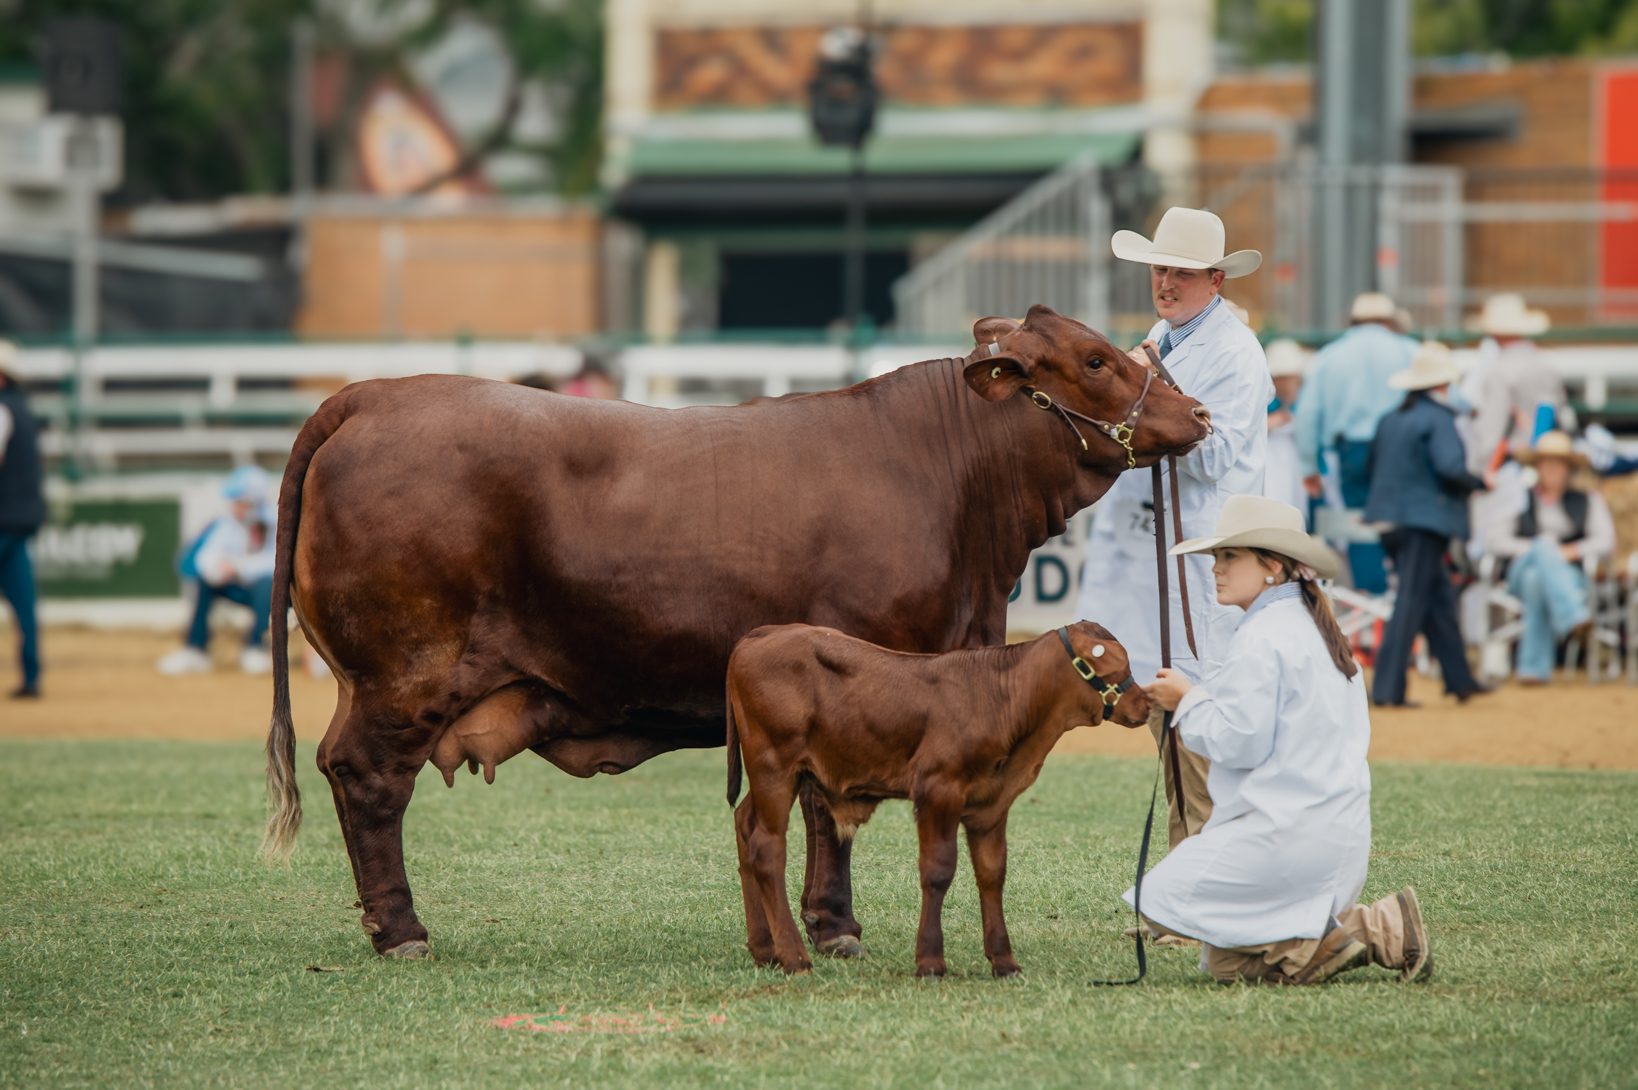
[1,627,1634,770]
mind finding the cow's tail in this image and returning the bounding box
[726,684,743,807]
[261,395,350,864]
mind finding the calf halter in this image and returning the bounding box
[983,340,1155,470]
[1056,626,1134,708]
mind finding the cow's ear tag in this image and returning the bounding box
[1091,645,1105,658]
[991,366,1001,378]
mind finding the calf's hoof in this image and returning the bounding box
[381,940,432,959]
[781,959,814,976]
[815,934,864,959]
[915,961,948,979]
[991,960,1023,979]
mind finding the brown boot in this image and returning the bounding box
[1291,923,1370,985]
[1397,887,1433,983]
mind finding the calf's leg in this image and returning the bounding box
[317,705,433,957]
[744,783,812,975]
[734,798,778,967]
[965,815,1020,977]
[912,786,964,978]
[798,781,864,957]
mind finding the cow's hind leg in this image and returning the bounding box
[745,784,812,975]
[317,700,434,957]
[965,815,1020,977]
[734,798,778,967]
[798,781,864,958]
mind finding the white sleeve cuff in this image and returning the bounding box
[1173,685,1215,722]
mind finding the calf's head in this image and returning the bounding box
[1060,620,1149,728]
[962,304,1211,472]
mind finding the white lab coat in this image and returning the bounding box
[1263,419,1307,519]
[192,502,278,586]
[1076,301,1273,681]
[1123,591,1373,949]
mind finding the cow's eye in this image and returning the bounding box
[1087,357,1104,371]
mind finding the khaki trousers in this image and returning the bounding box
[1148,703,1212,849]
[1146,893,1410,983]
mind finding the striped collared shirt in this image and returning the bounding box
[1157,293,1222,360]
[1241,580,1303,626]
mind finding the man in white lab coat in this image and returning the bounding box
[1075,207,1272,846]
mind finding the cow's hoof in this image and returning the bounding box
[815,934,863,959]
[382,940,432,959]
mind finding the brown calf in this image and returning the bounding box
[725,620,1149,978]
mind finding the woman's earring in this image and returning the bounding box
[1265,575,1276,584]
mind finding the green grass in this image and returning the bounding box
[1,740,1635,1089]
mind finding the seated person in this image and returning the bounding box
[157,466,278,676]
[1484,431,1616,685]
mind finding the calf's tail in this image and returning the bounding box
[260,395,349,863]
[726,685,743,807]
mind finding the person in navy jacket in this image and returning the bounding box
[1363,342,1490,707]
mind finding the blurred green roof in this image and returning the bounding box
[628,130,1140,177]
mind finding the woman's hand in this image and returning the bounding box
[1142,668,1192,712]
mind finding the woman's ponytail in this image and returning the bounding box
[1251,549,1360,680]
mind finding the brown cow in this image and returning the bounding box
[260,305,1209,959]
[725,620,1148,978]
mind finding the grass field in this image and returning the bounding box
[2,740,1635,1089]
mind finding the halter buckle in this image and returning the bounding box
[1030,390,1053,410]
[1071,656,1096,682]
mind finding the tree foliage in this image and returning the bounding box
[1219,0,1638,66]
[0,0,602,202]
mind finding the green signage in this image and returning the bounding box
[32,500,182,598]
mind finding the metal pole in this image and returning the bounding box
[66,115,100,481]
[844,145,865,332]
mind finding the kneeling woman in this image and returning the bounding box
[1134,495,1432,985]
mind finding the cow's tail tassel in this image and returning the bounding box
[725,687,744,807]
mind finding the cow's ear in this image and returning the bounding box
[972,315,1022,345]
[963,352,1034,403]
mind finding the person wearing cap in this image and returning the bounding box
[1362,342,1489,707]
[1292,293,1418,595]
[1262,339,1312,517]
[1467,294,1567,481]
[1076,206,1273,849]
[156,466,279,676]
[0,340,44,699]
[1134,495,1432,986]
[1484,431,1615,685]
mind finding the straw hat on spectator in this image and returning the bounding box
[1466,292,1550,336]
[1265,338,1311,378]
[1168,495,1341,579]
[1111,207,1262,277]
[1388,341,1463,391]
[1349,292,1397,323]
[1514,429,1588,469]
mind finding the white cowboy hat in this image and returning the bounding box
[1111,207,1262,278]
[1169,495,1341,579]
[1349,292,1397,322]
[1388,340,1463,391]
[1513,429,1588,469]
[1264,338,1311,378]
[1466,292,1550,336]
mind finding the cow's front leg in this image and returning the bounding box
[912,785,964,978]
[965,814,1020,977]
[798,780,863,957]
[318,723,430,958]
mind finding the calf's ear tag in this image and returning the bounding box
[1091,645,1105,658]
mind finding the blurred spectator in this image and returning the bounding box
[157,466,278,676]
[1584,423,1638,478]
[1467,294,1567,481]
[0,340,43,699]
[1295,292,1415,592]
[1363,342,1489,707]
[1262,338,1312,518]
[561,357,618,399]
[1484,431,1614,686]
[514,372,561,392]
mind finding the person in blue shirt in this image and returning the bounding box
[156,466,278,676]
[1363,342,1490,707]
[0,342,44,699]
[1295,293,1417,593]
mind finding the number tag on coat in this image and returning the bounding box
[1109,497,1156,559]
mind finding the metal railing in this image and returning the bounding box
[893,153,1112,337]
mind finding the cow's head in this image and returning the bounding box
[1062,621,1149,728]
[961,304,1211,471]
